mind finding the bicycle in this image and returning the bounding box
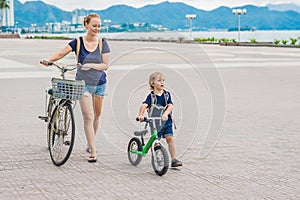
[38,61,85,166]
[127,117,169,176]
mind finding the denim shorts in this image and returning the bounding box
[157,123,173,138]
[84,84,107,97]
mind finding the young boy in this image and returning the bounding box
[138,72,182,167]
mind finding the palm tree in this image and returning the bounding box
[0,0,10,32]
[0,0,9,9]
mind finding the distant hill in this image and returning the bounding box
[267,3,300,13]
[14,0,71,26]
[13,0,300,30]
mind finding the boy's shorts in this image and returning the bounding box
[84,84,107,97]
[157,123,173,138]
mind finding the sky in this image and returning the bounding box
[18,0,300,11]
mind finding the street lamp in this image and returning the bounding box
[103,19,111,38]
[185,14,196,40]
[31,23,37,33]
[232,8,247,42]
[15,21,18,33]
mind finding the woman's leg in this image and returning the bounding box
[93,96,104,134]
[80,93,97,157]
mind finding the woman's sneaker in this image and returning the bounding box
[171,159,183,167]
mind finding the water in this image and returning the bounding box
[108,30,300,42]
[23,30,300,42]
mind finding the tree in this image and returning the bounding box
[0,0,9,11]
[0,0,10,31]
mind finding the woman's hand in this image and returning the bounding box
[40,60,52,67]
[81,64,91,71]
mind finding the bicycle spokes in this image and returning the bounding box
[48,103,75,166]
[151,145,169,176]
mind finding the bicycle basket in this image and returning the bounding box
[51,78,85,101]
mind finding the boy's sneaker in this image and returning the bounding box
[171,159,182,167]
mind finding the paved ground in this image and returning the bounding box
[0,39,299,199]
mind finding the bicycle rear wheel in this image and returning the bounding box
[151,145,169,176]
[48,101,75,166]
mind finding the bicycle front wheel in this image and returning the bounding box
[48,102,75,166]
[46,95,55,148]
[151,145,169,176]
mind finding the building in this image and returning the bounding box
[72,9,87,25]
[1,0,14,27]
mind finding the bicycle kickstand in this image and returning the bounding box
[38,116,48,122]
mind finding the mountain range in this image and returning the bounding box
[14,0,300,30]
[267,3,300,13]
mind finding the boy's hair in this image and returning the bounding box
[148,72,165,90]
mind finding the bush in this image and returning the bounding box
[219,38,229,43]
[194,37,215,43]
[274,39,280,45]
[194,38,207,42]
[281,40,288,45]
[208,37,217,43]
[290,38,297,45]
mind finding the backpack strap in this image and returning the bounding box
[76,37,103,63]
[150,90,169,106]
[150,91,157,105]
[99,38,103,63]
[76,37,81,63]
[163,89,169,106]
[99,38,103,54]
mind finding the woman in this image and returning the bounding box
[41,13,110,163]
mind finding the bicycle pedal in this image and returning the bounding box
[38,116,48,122]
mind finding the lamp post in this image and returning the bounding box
[14,21,18,33]
[103,19,111,38]
[31,23,37,33]
[232,8,247,42]
[185,14,196,40]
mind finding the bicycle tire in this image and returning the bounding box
[46,96,55,149]
[127,137,142,166]
[48,101,75,166]
[151,145,169,176]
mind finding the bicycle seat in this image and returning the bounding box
[134,130,148,136]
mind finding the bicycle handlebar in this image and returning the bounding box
[136,117,165,123]
[40,60,82,72]
[136,117,150,122]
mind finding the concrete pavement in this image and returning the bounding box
[0,39,299,199]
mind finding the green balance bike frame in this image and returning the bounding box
[127,117,169,176]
